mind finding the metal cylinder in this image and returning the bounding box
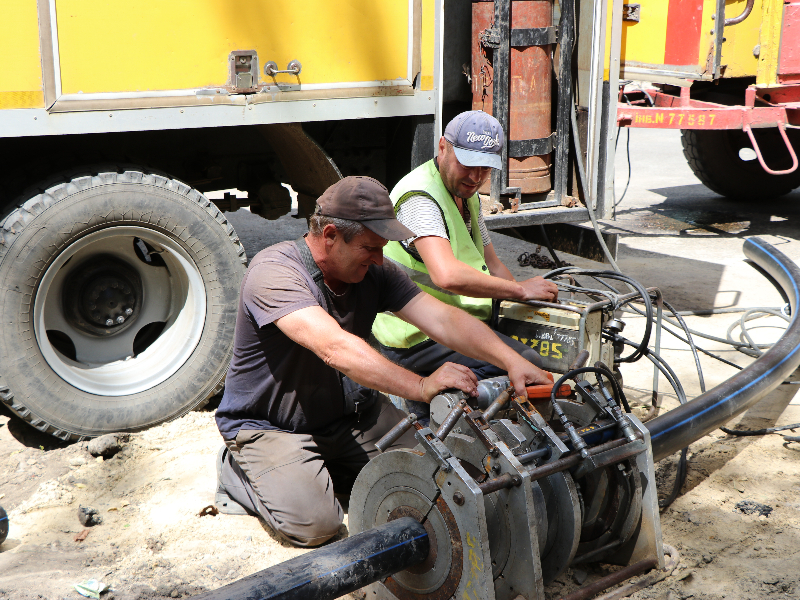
[188,517,429,600]
[483,388,512,421]
[375,414,417,453]
[435,399,466,440]
[478,472,522,494]
[472,0,553,194]
[648,237,800,461]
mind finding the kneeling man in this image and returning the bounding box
[214,176,551,547]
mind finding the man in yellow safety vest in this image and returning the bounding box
[373,111,557,422]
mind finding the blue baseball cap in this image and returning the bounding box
[443,110,504,170]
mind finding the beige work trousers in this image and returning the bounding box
[219,396,417,547]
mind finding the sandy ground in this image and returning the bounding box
[3,129,800,600]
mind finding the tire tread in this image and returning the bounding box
[0,167,246,439]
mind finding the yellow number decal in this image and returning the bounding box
[529,339,539,349]
[668,113,675,125]
[551,343,562,359]
[540,341,550,357]
[710,114,716,125]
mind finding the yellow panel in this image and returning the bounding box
[720,0,763,78]
[421,0,434,91]
[0,0,43,98]
[56,0,411,94]
[757,0,783,85]
[0,91,45,109]
[620,0,669,67]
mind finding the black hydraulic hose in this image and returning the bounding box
[721,422,800,436]
[188,517,429,600]
[663,298,706,393]
[545,268,654,362]
[648,237,800,462]
[552,365,629,411]
[538,223,564,268]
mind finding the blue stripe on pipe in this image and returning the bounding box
[261,532,429,600]
[0,516,7,522]
[650,238,800,442]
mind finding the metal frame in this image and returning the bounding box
[0,94,437,139]
[617,87,798,128]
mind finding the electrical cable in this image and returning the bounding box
[538,223,565,269]
[620,305,787,356]
[547,268,654,362]
[615,336,688,508]
[615,338,687,405]
[551,365,629,410]
[720,423,800,436]
[727,308,790,357]
[570,98,624,272]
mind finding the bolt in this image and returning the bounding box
[105,319,114,326]
[490,448,500,458]
[492,463,501,473]
[125,308,133,316]
[89,303,96,310]
[116,316,125,324]
[453,491,465,506]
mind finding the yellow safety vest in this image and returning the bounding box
[372,159,492,349]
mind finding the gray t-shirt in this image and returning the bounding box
[395,194,491,262]
[215,240,421,439]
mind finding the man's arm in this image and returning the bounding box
[275,306,478,402]
[413,235,558,302]
[395,293,553,395]
[483,242,516,281]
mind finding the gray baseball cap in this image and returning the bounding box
[443,110,504,170]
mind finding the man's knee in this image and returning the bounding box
[272,497,342,547]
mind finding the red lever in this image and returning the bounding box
[525,383,572,400]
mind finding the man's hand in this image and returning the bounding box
[506,358,554,399]
[419,362,479,403]
[519,276,558,302]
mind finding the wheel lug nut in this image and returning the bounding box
[116,316,125,324]
[89,303,96,310]
[124,308,133,316]
[105,319,114,326]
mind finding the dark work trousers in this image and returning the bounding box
[218,395,417,548]
[379,330,542,421]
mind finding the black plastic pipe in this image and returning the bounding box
[189,517,429,600]
[648,237,800,461]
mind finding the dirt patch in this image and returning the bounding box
[2,387,799,600]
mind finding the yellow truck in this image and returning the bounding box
[2,0,797,441]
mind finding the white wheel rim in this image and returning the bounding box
[34,226,206,396]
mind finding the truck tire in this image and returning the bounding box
[0,170,247,441]
[681,128,800,200]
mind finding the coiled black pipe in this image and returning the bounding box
[648,237,800,462]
